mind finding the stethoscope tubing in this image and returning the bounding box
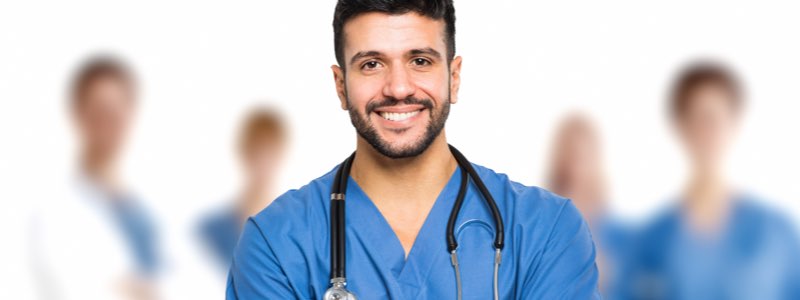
[326,145,504,300]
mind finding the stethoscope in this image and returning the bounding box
[323,145,505,300]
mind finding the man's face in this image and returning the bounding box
[332,12,462,158]
[74,77,136,160]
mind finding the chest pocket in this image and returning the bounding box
[453,219,497,300]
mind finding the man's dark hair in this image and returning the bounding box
[333,0,456,69]
[70,55,136,108]
[669,60,744,118]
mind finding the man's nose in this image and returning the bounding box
[382,65,416,101]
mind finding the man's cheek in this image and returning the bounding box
[347,95,374,116]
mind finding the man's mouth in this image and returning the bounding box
[378,109,422,122]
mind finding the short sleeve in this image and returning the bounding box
[521,201,601,299]
[226,218,295,299]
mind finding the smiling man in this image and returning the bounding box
[226,0,599,299]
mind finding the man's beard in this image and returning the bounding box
[346,93,450,159]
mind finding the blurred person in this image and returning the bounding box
[198,107,287,268]
[226,0,599,299]
[30,56,160,300]
[623,61,800,299]
[546,112,631,299]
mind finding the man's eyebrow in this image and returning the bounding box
[349,51,382,66]
[409,48,442,59]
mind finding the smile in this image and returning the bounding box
[379,110,422,122]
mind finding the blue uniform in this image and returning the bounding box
[198,206,241,267]
[227,164,600,299]
[592,215,634,300]
[622,196,800,300]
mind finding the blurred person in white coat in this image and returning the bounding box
[30,56,160,300]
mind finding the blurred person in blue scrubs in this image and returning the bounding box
[623,61,800,300]
[546,112,632,299]
[198,107,287,268]
[30,56,160,300]
[226,0,599,299]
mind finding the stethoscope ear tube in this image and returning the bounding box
[446,165,469,252]
[330,153,355,280]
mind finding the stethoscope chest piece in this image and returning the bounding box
[323,278,357,300]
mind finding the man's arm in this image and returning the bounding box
[521,201,601,299]
[226,218,295,299]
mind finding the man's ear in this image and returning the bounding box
[332,65,347,110]
[449,56,463,104]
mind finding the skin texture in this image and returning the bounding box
[673,83,741,234]
[331,12,463,256]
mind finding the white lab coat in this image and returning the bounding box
[31,175,147,300]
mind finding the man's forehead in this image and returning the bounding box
[342,12,447,57]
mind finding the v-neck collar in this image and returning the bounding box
[345,166,462,298]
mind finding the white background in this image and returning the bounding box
[1,0,799,298]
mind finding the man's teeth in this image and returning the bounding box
[379,110,420,121]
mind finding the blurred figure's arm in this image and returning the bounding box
[226,219,295,299]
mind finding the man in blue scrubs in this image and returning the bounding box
[227,0,600,298]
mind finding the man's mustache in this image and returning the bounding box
[366,97,434,115]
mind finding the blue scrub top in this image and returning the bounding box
[227,163,600,299]
[199,206,242,267]
[592,215,634,300]
[622,196,800,300]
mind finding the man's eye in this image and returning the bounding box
[412,58,431,66]
[362,61,381,70]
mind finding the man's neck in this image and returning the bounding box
[350,134,457,207]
